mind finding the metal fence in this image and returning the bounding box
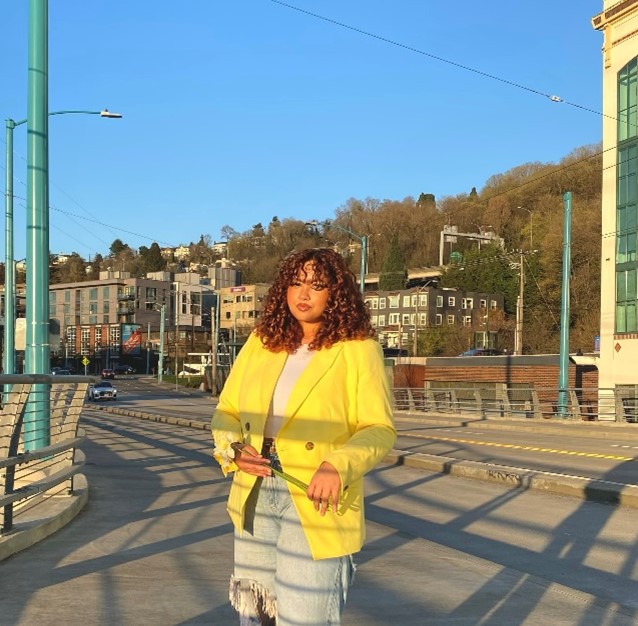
[0,375,91,534]
[392,383,638,423]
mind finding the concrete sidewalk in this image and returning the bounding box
[1,410,637,625]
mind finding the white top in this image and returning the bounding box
[264,344,315,439]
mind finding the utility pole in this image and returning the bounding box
[514,249,525,355]
[210,300,218,396]
[146,322,151,374]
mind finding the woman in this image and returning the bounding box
[211,248,396,626]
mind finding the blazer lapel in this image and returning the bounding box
[283,343,344,421]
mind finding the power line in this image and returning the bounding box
[268,0,619,125]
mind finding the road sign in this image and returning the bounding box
[82,357,90,366]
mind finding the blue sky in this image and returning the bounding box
[1,1,603,260]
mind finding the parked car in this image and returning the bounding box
[113,364,136,375]
[459,348,504,356]
[101,368,115,379]
[88,381,117,401]
[51,368,71,375]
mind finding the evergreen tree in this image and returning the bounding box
[379,236,407,290]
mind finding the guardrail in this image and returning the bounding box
[0,375,92,534]
[392,384,638,423]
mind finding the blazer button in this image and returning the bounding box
[245,422,251,431]
[305,441,314,450]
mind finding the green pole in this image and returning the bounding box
[25,0,50,449]
[557,191,572,417]
[360,234,368,295]
[4,120,16,377]
[158,304,165,383]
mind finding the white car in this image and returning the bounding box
[88,381,118,401]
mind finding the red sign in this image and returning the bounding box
[230,286,246,293]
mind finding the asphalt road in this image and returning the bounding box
[103,376,638,488]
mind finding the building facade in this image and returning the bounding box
[49,270,215,372]
[365,287,504,354]
[592,1,638,388]
[218,284,270,339]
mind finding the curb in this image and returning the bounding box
[384,449,638,509]
[395,412,638,441]
[0,474,89,562]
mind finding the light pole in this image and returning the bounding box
[4,109,120,380]
[306,220,368,295]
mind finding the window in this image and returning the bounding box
[110,325,120,348]
[81,328,91,356]
[89,303,98,314]
[368,298,378,309]
[411,295,417,307]
[447,315,455,325]
[89,288,98,301]
[103,286,109,298]
[436,295,443,307]
[379,297,387,309]
[462,298,474,309]
[435,314,443,325]
[378,314,386,327]
[419,294,428,307]
[480,299,487,309]
[402,295,411,307]
[95,327,102,348]
[402,314,411,325]
[490,300,498,310]
[371,315,378,327]
[388,313,400,325]
[419,312,427,325]
[89,315,97,325]
[388,295,400,308]
[463,315,472,326]
[447,296,455,307]
[616,58,638,333]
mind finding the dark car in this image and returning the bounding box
[51,368,71,375]
[88,381,117,401]
[101,368,115,379]
[459,348,503,357]
[113,364,136,375]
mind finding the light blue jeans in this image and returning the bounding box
[230,473,355,626]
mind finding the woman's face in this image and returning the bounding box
[286,262,330,329]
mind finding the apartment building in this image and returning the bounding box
[218,284,270,340]
[365,287,504,352]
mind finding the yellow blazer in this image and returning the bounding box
[211,333,396,560]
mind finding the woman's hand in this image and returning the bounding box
[233,444,272,477]
[307,461,341,516]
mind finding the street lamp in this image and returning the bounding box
[4,109,121,378]
[306,220,368,295]
[472,224,493,252]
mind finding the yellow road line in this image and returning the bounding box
[401,432,635,462]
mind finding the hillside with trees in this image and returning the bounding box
[45,142,602,354]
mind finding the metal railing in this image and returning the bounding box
[392,383,638,423]
[0,375,91,534]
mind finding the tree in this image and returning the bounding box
[220,225,238,241]
[416,193,435,208]
[109,239,129,256]
[379,235,407,290]
[141,242,166,272]
[440,244,518,314]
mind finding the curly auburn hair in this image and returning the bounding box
[255,248,374,353]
